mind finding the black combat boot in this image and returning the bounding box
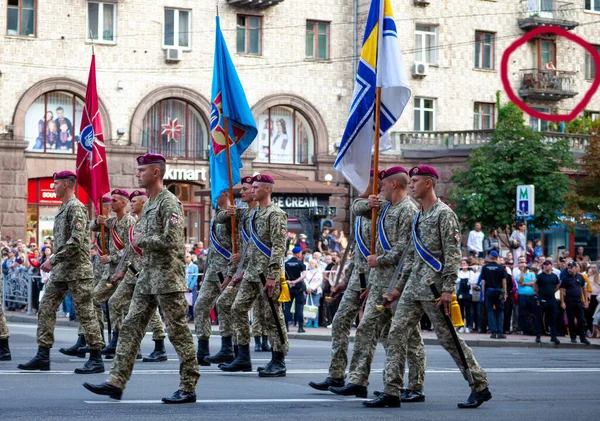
[74,350,105,374]
[59,334,86,358]
[83,382,123,400]
[17,346,50,371]
[261,336,271,352]
[219,344,252,372]
[258,351,286,377]
[101,331,119,356]
[162,389,197,404]
[0,337,11,361]
[254,336,262,352]
[204,336,235,364]
[401,389,425,402]
[143,339,168,362]
[196,339,211,366]
[457,387,492,409]
[309,377,344,391]
[328,382,368,398]
[363,393,401,408]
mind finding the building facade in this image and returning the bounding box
[0,0,599,253]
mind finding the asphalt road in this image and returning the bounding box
[1,323,598,421]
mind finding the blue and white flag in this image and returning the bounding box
[334,0,411,193]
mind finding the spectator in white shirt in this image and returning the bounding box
[305,259,323,328]
[467,222,485,258]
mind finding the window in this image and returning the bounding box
[529,107,550,132]
[415,24,437,64]
[414,97,435,131]
[23,91,86,154]
[585,0,600,12]
[255,106,315,164]
[585,111,600,121]
[475,31,495,69]
[164,8,190,49]
[7,0,35,37]
[236,15,262,55]
[474,103,495,130]
[88,2,116,43]
[141,98,208,159]
[585,45,600,79]
[306,21,330,60]
[536,39,556,68]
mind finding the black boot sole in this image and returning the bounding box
[142,356,168,362]
[17,364,50,371]
[363,401,401,408]
[82,383,123,400]
[219,365,252,372]
[74,366,105,374]
[59,349,86,358]
[401,396,425,403]
[0,355,12,361]
[162,397,197,404]
[258,371,286,377]
[328,387,368,398]
[309,382,342,391]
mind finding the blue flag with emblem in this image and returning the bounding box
[210,16,258,208]
[334,0,411,194]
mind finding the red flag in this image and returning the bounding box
[76,55,110,214]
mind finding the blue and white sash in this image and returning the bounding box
[241,209,250,244]
[377,202,392,252]
[210,220,232,260]
[355,216,370,259]
[412,212,444,273]
[250,210,272,258]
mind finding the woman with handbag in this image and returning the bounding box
[509,223,527,261]
[305,260,323,328]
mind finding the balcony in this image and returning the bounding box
[518,0,579,31]
[519,68,578,101]
[226,0,284,8]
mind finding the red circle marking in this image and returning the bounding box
[500,26,600,122]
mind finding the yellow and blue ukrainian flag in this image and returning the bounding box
[334,0,411,193]
[210,16,258,208]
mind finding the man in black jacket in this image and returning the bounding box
[535,260,560,344]
[560,262,590,345]
[480,250,507,339]
[284,247,307,333]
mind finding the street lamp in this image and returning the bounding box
[324,173,333,185]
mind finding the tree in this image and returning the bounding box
[450,99,575,242]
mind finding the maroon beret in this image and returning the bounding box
[378,166,408,180]
[409,165,439,179]
[136,153,166,166]
[53,170,76,180]
[129,190,148,200]
[241,176,254,185]
[253,174,275,184]
[111,189,130,200]
[102,196,112,204]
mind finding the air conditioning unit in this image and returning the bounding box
[414,0,431,6]
[412,62,429,77]
[165,48,182,62]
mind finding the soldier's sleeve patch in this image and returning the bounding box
[169,212,180,226]
[454,227,461,244]
[280,223,287,237]
[75,216,83,230]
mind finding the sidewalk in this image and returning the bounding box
[6,310,600,350]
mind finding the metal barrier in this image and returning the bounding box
[1,270,40,315]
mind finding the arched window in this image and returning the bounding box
[141,98,209,159]
[23,91,85,154]
[255,106,315,165]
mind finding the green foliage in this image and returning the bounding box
[450,101,575,237]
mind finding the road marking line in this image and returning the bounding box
[84,398,366,404]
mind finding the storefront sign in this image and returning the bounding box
[38,179,62,205]
[27,177,89,206]
[164,165,208,182]
[273,196,325,208]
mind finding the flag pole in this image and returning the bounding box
[223,116,238,254]
[370,87,382,254]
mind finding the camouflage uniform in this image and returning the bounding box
[347,196,424,391]
[0,280,9,339]
[383,199,489,397]
[77,251,104,336]
[251,298,268,337]
[194,214,233,340]
[108,188,199,393]
[91,214,136,333]
[328,202,372,379]
[37,196,102,350]
[231,202,289,353]
[108,219,166,340]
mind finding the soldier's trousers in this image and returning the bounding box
[108,282,166,340]
[215,284,239,342]
[328,289,361,379]
[108,289,200,392]
[93,277,116,333]
[383,297,489,397]
[194,281,222,340]
[232,279,288,353]
[76,273,104,336]
[0,280,9,339]
[251,296,268,337]
[37,279,103,350]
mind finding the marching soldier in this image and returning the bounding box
[84,154,200,403]
[194,190,233,365]
[91,189,136,359]
[108,190,168,363]
[329,167,425,402]
[18,171,104,374]
[205,176,258,365]
[0,275,10,361]
[363,165,491,409]
[220,174,289,377]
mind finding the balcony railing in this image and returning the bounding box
[519,68,578,101]
[386,130,590,155]
[226,0,284,8]
[518,0,579,31]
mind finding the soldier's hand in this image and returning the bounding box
[383,288,401,306]
[41,259,53,273]
[132,233,142,246]
[437,291,453,315]
[100,255,110,265]
[231,273,242,287]
[367,254,378,268]
[220,276,232,292]
[112,271,125,283]
[264,278,276,297]
[367,195,381,209]
[96,215,107,225]
[226,205,237,216]
[231,252,242,265]
[360,288,369,301]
